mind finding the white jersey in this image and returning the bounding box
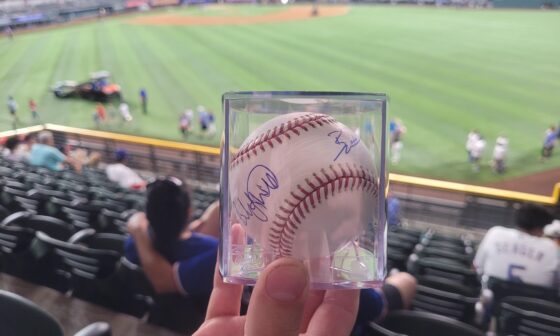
[471,139,486,159]
[493,144,507,161]
[474,226,559,288]
[106,163,143,189]
[120,103,132,122]
[466,132,479,152]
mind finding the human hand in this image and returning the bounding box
[193,258,359,336]
[127,212,149,237]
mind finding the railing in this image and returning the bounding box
[2,124,559,230]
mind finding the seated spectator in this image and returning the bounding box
[387,194,401,231]
[2,136,26,162]
[105,149,145,189]
[474,204,559,288]
[544,219,560,248]
[28,131,81,172]
[188,201,220,238]
[126,177,218,301]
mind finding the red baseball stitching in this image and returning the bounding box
[267,163,378,257]
[230,113,336,168]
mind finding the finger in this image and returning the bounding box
[306,289,359,336]
[205,260,244,320]
[246,258,309,336]
[193,316,246,336]
[299,290,325,333]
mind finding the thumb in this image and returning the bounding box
[246,258,309,336]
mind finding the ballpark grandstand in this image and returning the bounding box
[0,1,559,336]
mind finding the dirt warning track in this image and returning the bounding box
[129,5,349,26]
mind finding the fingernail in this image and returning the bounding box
[265,264,307,302]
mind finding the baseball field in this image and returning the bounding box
[0,4,559,184]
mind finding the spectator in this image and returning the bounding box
[7,96,19,128]
[540,125,556,161]
[126,177,218,301]
[105,149,145,190]
[140,88,148,115]
[188,201,220,238]
[473,204,559,288]
[2,136,18,159]
[544,220,560,248]
[387,194,401,231]
[28,98,39,121]
[466,129,480,163]
[492,135,508,174]
[28,131,81,172]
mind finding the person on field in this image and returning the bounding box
[492,135,508,174]
[466,129,480,163]
[96,103,107,122]
[119,102,133,122]
[198,105,209,132]
[390,118,406,164]
[206,110,216,137]
[541,125,556,161]
[179,109,192,138]
[140,88,148,115]
[7,96,20,128]
[28,98,39,121]
[4,26,13,40]
[471,136,486,172]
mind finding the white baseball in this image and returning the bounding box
[230,112,378,259]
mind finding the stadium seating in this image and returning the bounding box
[484,276,559,304]
[0,212,76,291]
[412,285,479,324]
[0,290,111,336]
[365,310,484,336]
[35,230,124,306]
[497,296,560,336]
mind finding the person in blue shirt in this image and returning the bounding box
[126,177,218,300]
[387,194,402,231]
[139,88,148,115]
[128,179,417,335]
[28,131,81,172]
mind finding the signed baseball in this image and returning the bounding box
[230,112,378,259]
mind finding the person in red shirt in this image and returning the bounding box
[96,103,107,122]
[28,99,39,120]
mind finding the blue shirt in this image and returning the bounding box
[387,197,401,229]
[353,289,386,334]
[124,233,218,299]
[28,144,66,171]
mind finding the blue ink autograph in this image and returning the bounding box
[233,164,279,225]
[328,130,360,162]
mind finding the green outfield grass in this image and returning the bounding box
[0,5,559,183]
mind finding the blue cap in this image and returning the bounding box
[115,148,127,161]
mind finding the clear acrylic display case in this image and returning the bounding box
[220,91,387,289]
